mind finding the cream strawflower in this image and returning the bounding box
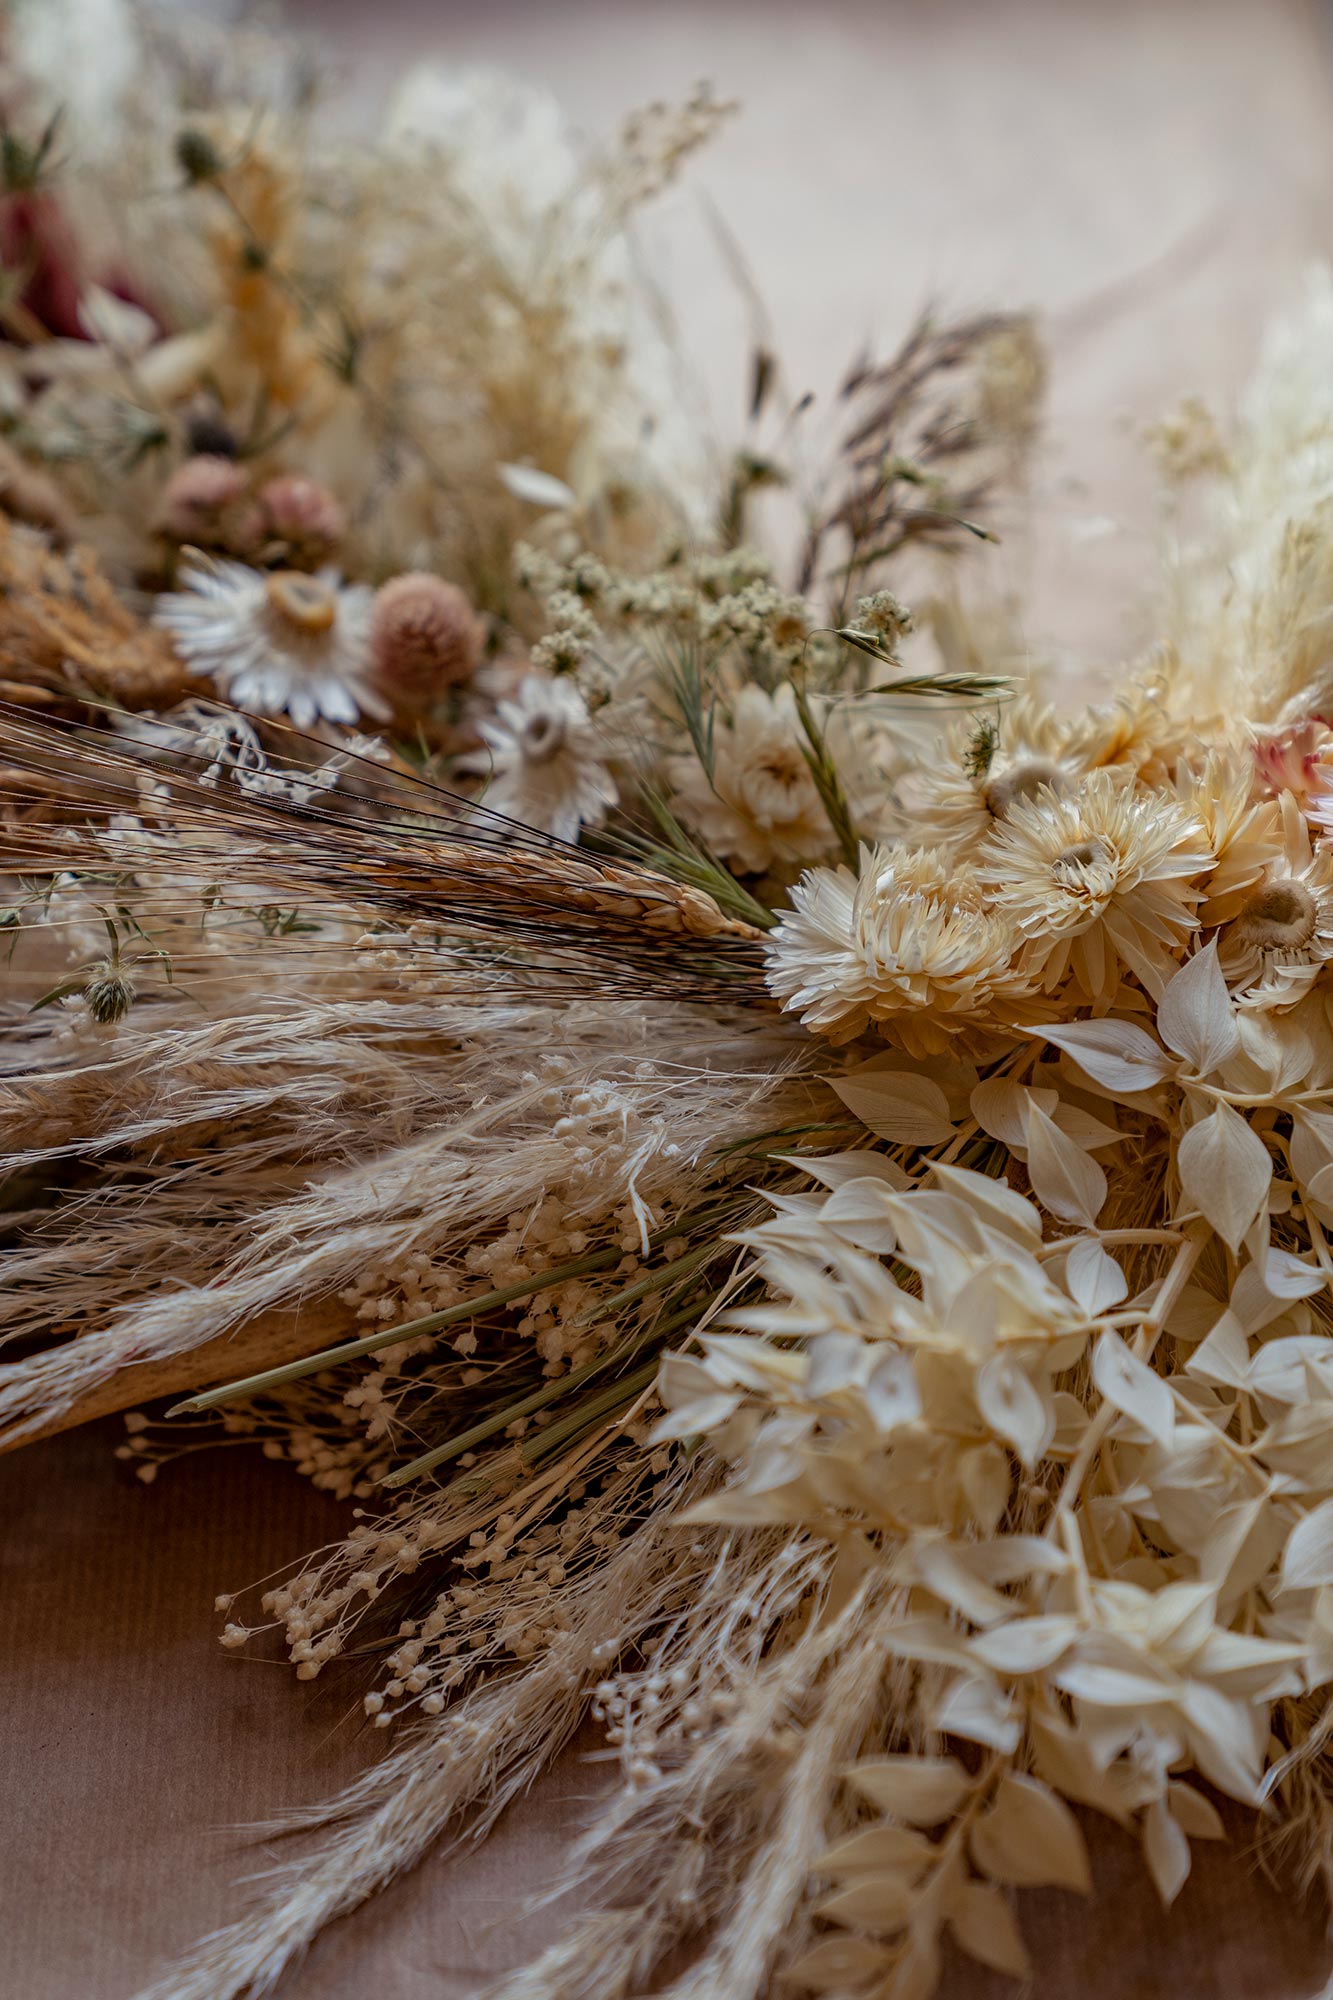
[153,556,383,729]
[463,672,616,842]
[903,694,1077,855]
[905,688,1174,856]
[977,768,1213,1002]
[668,684,830,875]
[1180,747,1283,925]
[766,843,1033,1055]
[1077,681,1179,783]
[1220,789,1333,1005]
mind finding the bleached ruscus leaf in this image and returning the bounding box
[975,1353,1052,1466]
[843,1755,971,1825]
[1092,1328,1174,1445]
[1176,1101,1272,1249]
[1040,1016,1176,1093]
[1065,1236,1128,1313]
[948,1880,1031,1978]
[968,1774,1092,1892]
[832,1068,956,1146]
[1142,1796,1192,1905]
[1281,1496,1333,1591]
[1156,939,1239,1074]
[1024,1102,1107,1226]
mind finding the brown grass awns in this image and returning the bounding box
[0,700,768,996]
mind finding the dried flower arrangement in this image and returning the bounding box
[5,7,1333,2000]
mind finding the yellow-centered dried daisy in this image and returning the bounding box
[153,555,383,728]
[1217,790,1333,1005]
[977,768,1213,1003]
[765,843,1033,1055]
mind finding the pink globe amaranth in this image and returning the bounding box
[257,474,346,566]
[371,573,483,708]
[157,455,259,549]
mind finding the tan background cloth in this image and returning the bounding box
[7,0,1333,1992]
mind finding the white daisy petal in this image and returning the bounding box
[153,557,378,727]
[458,671,616,841]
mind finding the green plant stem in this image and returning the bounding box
[167,1251,623,1416]
[169,1204,744,1415]
[569,1239,718,1328]
[791,677,860,869]
[379,1295,706,1489]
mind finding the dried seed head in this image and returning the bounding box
[371,573,482,706]
[982,757,1066,818]
[1229,877,1318,954]
[964,717,1000,782]
[174,127,222,184]
[83,963,135,1024]
[257,474,346,566]
[853,588,914,646]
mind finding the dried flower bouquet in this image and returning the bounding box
[4,7,1333,2000]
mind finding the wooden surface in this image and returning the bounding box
[10,1,1333,1994]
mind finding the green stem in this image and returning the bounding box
[569,1239,719,1328]
[519,1358,662,1461]
[167,1249,623,1416]
[379,1296,705,1489]
[169,1205,744,1415]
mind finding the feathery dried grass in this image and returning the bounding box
[0,969,818,1446]
[131,1454,717,2000]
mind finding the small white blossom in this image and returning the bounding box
[463,672,617,842]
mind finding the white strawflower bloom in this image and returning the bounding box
[766,844,1033,1055]
[154,558,383,730]
[465,672,617,842]
[668,685,831,875]
[907,694,1082,855]
[1180,747,1283,926]
[905,689,1174,856]
[1220,790,1333,1005]
[977,769,1213,1002]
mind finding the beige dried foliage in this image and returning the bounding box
[0,520,194,713]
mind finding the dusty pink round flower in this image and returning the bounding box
[370,572,482,707]
[157,454,256,547]
[257,474,346,566]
